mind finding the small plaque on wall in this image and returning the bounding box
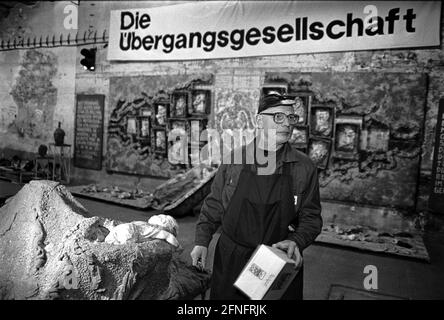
[74,94,105,170]
[429,98,444,213]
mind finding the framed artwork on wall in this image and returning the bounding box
[154,102,169,126]
[291,94,310,125]
[168,136,188,166]
[308,138,331,169]
[126,117,138,135]
[139,117,151,139]
[137,107,152,147]
[310,105,335,138]
[154,129,167,156]
[169,119,189,137]
[334,115,363,160]
[190,90,211,116]
[171,91,188,117]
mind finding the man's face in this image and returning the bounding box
[258,105,294,144]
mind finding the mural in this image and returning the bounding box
[107,74,213,178]
[210,89,259,158]
[264,72,427,211]
[9,50,58,139]
[214,89,258,131]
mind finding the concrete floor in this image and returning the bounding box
[77,196,444,300]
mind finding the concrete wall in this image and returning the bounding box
[0,1,76,155]
[1,1,443,209]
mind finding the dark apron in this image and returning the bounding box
[210,162,303,300]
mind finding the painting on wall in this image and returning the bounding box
[154,102,169,126]
[154,129,167,155]
[138,107,151,146]
[139,117,151,139]
[264,72,427,210]
[308,138,331,170]
[107,74,213,178]
[334,116,362,160]
[190,90,211,116]
[169,120,189,137]
[126,117,138,135]
[171,91,188,117]
[213,90,259,158]
[310,105,334,138]
[292,94,310,125]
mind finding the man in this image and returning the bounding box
[191,93,322,300]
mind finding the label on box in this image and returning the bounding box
[234,244,298,300]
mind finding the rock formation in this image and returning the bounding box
[0,180,209,300]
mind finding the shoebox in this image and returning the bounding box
[234,244,299,300]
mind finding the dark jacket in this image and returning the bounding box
[195,141,322,251]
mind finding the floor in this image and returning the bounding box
[76,196,444,300]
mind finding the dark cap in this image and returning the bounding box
[258,93,295,114]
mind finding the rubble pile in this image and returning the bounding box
[0,180,209,300]
[81,184,154,201]
[322,223,417,255]
[152,165,215,207]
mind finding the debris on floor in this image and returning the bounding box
[68,165,216,212]
[318,223,429,261]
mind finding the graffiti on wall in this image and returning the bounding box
[210,89,259,154]
[107,74,213,178]
[264,72,427,211]
[214,90,258,132]
[8,50,58,139]
[0,105,17,134]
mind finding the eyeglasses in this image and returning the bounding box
[260,112,300,125]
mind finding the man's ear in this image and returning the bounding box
[256,114,263,129]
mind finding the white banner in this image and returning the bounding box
[107,1,441,61]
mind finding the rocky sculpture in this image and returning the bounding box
[0,180,209,300]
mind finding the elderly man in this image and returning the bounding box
[191,93,322,300]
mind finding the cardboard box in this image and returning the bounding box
[234,244,299,300]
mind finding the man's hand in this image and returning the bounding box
[190,245,208,270]
[272,240,302,269]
